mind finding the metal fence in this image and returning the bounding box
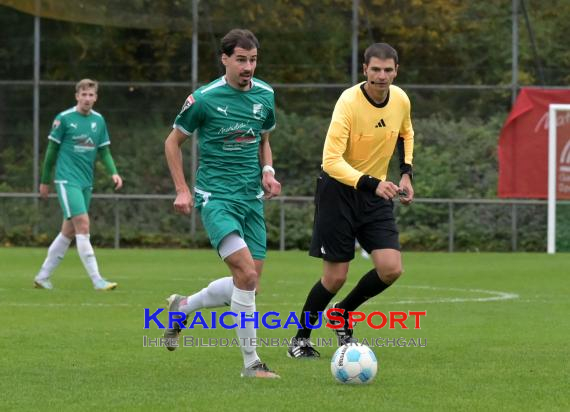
[2,1,570,253]
[1,192,569,252]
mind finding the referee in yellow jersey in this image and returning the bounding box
[288,43,414,358]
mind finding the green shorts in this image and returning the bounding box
[196,194,266,260]
[54,180,92,219]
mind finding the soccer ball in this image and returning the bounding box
[330,343,378,384]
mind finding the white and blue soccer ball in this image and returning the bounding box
[330,343,378,384]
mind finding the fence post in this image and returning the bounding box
[32,14,41,237]
[114,197,120,249]
[448,202,454,252]
[511,203,518,252]
[279,198,285,251]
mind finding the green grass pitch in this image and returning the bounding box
[0,248,568,411]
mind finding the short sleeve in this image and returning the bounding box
[261,94,276,133]
[48,114,65,144]
[173,93,204,135]
[98,117,111,147]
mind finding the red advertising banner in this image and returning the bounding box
[498,87,570,199]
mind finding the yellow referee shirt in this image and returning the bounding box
[322,83,414,188]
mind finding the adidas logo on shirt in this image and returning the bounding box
[374,118,387,128]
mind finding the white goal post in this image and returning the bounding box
[547,104,570,254]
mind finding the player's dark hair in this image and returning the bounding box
[364,43,399,65]
[220,29,260,56]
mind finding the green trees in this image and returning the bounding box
[0,1,567,250]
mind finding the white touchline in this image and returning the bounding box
[2,285,520,307]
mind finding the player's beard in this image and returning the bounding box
[239,72,252,86]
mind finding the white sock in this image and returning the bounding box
[231,287,260,368]
[179,276,233,314]
[76,234,102,283]
[36,233,72,280]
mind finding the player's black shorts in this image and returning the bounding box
[309,171,400,262]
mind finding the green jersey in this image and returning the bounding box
[48,107,111,188]
[173,76,276,200]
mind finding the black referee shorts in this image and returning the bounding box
[309,171,400,262]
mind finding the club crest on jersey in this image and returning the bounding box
[181,94,195,113]
[91,122,97,131]
[52,119,61,129]
[253,103,263,120]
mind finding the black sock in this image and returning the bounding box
[295,279,335,339]
[338,269,390,312]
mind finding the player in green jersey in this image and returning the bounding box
[164,29,281,378]
[34,79,123,291]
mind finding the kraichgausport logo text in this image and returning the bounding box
[144,308,426,330]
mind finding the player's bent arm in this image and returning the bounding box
[398,95,414,179]
[323,141,390,197]
[323,128,400,198]
[259,132,281,198]
[323,127,399,198]
[396,98,414,203]
[322,104,364,187]
[165,127,190,193]
[396,136,413,181]
[322,134,364,187]
[259,132,274,169]
[323,130,395,196]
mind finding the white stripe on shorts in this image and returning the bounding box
[57,181,71,218]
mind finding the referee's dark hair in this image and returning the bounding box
[364,43,398,65]
[220,29,260,57]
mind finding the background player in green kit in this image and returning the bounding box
[164,29,281,378]
[34,79,123,291]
